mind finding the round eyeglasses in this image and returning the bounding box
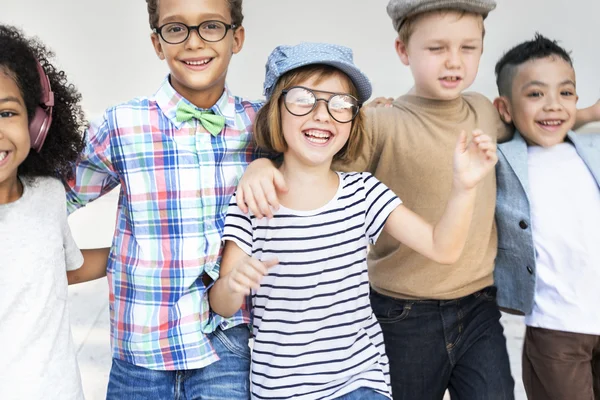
[281,86,361,123]
[154,20,237,44]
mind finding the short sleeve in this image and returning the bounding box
[222,196,254,256]
[362,173,402,244]
[61,201,84,272]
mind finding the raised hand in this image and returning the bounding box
[225,256,279,295]
[453,130,498,191]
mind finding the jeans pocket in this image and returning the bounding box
[370,291,412,324]
[213,325,251,361]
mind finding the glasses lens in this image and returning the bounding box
[161,23,189,44]
[328,94,359,122]
[284,87,316,116]
[199,21,227,42]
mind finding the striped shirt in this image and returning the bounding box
[223,172,400,400]
[66,78,261,370]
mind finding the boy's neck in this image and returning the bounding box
[169,75,226,109]
[0,175,23,205]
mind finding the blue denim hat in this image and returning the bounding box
[263,42,372,103]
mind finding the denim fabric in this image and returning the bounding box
[106,325,251,400]
[336,387,390,400]
[370,287,514,400]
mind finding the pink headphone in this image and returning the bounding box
[29,61,54,152]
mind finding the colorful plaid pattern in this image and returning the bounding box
[66,78,262,370]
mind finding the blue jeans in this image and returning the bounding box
[370,287,514,400]
[106,325,251,400]
[337,387,390,399]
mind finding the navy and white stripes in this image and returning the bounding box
[223,172,401,400]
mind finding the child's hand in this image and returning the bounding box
[225,256,279,295]
[236,159,288,219]
[364,97,394,108]
[453,130,498,191]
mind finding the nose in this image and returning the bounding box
[445,49,461,69]
[312,99,331,122]
[543,93,564,112]
[185,28,206,50]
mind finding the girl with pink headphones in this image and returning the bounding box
[0,25,104,399]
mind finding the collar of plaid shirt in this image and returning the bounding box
[156,76,238,131]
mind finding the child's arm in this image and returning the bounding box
[383,130,497,264]
[574,100,600,130]
[66,116,120,214]
[67,247,110,284]
[209,241,278,317]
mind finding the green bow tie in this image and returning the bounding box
[176,103,226,136]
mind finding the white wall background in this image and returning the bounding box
[3,0,600,239]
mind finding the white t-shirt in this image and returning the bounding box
[0,177,84,400]
[525,143,600,335]
[223,172,400,400]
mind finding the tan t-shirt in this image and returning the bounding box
[338,92,511,300]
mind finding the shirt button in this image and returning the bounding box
[527,266,534,274]
[519,220,529,229]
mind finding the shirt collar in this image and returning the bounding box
[154,75,237,129]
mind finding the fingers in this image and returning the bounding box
[229,257,274,295]
[273,169,289,193]
[262,258,279,269]
[365,97,394,108]
[236,187,248,214]
[456,130,468,153]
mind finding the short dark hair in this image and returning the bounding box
[0,25,85,181]
[145,0,244,29]
[495,33,573,98]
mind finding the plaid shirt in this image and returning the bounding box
[67,78,262,370]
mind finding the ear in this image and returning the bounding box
[493,96,513,124]
[150,33,165,60]
[231,26,245,54]
[395,37,410,66]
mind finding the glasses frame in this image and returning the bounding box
[281,86,361,124]
[154,20,238,44]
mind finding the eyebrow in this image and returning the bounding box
[521,79,576,90]
[160,13,228,24]
[0,96,23,105]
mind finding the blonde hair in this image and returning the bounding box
[254,65,365,165]
[398,8,485,44]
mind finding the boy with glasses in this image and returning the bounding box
[66,0,258,398]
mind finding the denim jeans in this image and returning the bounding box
[106,325,251,400]
[336,387,390,399]
[370,286,514,400]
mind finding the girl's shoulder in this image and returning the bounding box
[21,176,65,204]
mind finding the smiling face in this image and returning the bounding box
[499,56,577,147]
[150,0,244,108]
[396,10,483,100]
[0,70,30,200]
[280,73,354,169]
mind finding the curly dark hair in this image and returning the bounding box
[145,0,244,29]
[0,25,85,181]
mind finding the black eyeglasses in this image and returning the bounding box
[154,20,237,44]
[281,86,361,123]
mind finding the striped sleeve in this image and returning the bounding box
[222,197,254,256]
[362,173,402,244]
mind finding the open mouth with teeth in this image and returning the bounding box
[303,129,332,145]
[0,150,10,164]
[182,58,213,69]
[537,119,564,128]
